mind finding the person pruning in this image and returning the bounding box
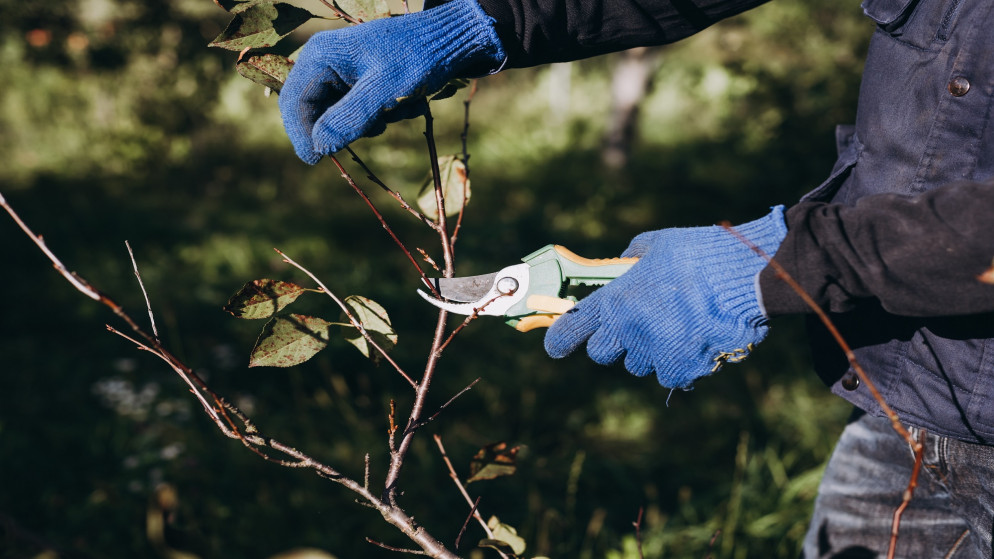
[279,0,994,556]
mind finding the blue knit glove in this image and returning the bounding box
[545,207,788,389]
[278,0,505,164]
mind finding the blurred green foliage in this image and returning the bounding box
[1,0,869,557]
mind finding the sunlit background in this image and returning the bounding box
[2,0,869,556]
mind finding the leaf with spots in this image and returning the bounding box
[335,0,390,22]
[236,52,294,92]
[249,314,332,367]
[224,279,313,319]
[467,441,519,483]
[210,3,316,51]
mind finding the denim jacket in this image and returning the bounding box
[799,0,994,444]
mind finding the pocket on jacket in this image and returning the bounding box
[800,125,863,202]
[861,0,963,49]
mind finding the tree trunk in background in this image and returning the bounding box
[602,47,658,170]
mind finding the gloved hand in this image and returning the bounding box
[279,0,506,164]
[545,207,788,389]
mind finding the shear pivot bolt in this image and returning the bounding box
[496,277,519,295]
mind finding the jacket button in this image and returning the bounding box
[948,76,971,97]
[841,372,860,391]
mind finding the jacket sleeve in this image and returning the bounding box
[758,180,994,318]
[468,0,771,66]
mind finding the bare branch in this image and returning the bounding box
[316,0,362,23]
[417,247,441,273]
[1,192,100,301]
[423,108,455,274]
[422,378,480,426]
[704,530,721,559]
[451,80,479,248]
[432,435,499,542]
[105,325,228,432]
[633,507,645,559]
[328,155,442,299]
[384,308,449,499]
[346,147,439,231]
[366,538,429,556]
[389,399,399,452]
[125,240,160,342]
[455,496,481,550]
[887,431,925,559]
[437,293,507,354]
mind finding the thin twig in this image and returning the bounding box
[1,192,99,301]
[365,538,429,555]
[125,240,160,342]
[633,507,645,559]
[346,147,439,231]
[328,155,442,299]
[437,293,506,354]
[275,248,417,389]
[106,325,227,429]
[455,496,481,549]
[423,378,480,425]
[704,530,721,559]
[423,108,455,274]
[417,248,441,273]
[451,80,479,248]
[887,430,926,559]
[389,399,399,452]
[432,435,501,546]
[317,0,362,23]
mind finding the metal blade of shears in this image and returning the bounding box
[423,272,499,302]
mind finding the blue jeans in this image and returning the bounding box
[802,411,994,559]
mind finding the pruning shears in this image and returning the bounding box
[418,245,638,331]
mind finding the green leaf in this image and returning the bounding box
[416,155,470,220]
[224,279,309,319]
[249,314,331,367]
[467,441,519,483]
[340,295,397,359]
[334,0,390,22]
[213,0,267,14]
[210,3,316,51]
[236,52,294,92]
[484,515,527,555]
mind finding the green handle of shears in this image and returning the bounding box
[505,245,639,331]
